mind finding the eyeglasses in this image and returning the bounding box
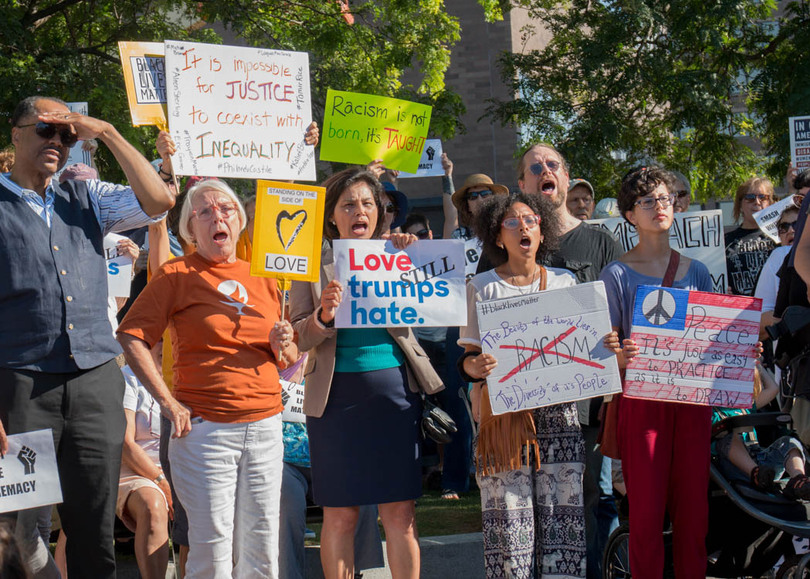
[527,160,561,175]
[777,221,797,234]
[413,228,430,240]
[384,203,397,214]
[192,203,239,221]
[501,214,541,230]
[675,190,690,199]
[634,193,676,210]
[466,189,493,201]
[743,193,771,203]
[17,121,78,148]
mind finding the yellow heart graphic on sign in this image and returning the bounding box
[276,210,307,252]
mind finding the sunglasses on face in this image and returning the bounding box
[17,121,78,148]
[466,189,493,201]
[501,214,541,230]
[413,228,430,240]
[777,220,797,234]
[192,203,239,221]
[527,160,561,175]
[743,193,771,203]
[384,203,397,214]
[634,193,676,210]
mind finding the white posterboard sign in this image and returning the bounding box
[104,233,133,298]
[625,286,760,408]
[397,139,445,178]
[463,238,483,280]
[477,281,622,415]
[0,429,62,514]
[280,379,305,423]
[755,195,797,243]
[587,210,728,293]
[790,116,810,171]
[64,102,92,167]
[164,40,316,181]
[333,239,467,328]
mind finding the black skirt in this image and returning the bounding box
[307,365,422,507]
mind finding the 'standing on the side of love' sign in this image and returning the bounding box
[332,239,466,328]
[625,286,760,408]
[476,282,622,415]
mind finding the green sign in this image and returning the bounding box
[319,89,432,173]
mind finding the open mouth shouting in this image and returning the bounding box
[540,180,557,196]
[519,235,533,250]
[350,220,369,236]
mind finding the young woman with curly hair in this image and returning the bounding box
[458,192,587,578]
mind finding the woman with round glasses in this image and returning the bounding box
[458,192,586,577]
[599,167,713,577]
[725,177,776,296]
[117,179,298,578]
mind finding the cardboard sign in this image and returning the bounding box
[397,139,444,178]
[625,287,760,408]
[463,238,483,280]
[280,379,305,423]
[476,281,622,415]
[588,210,728,293]
[320,89,432,173]
[754,195,798,243]
[790,116,810,171]
[118,41,168,127]
[104,233,133,298]
[250,181,325,284]
[0,429,62,514]
[333,239,466,328]
[165,40,315,180]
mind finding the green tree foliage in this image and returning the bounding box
[479,0,808,201]
[1,0,462,181]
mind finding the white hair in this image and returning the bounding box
[178,179,246,245]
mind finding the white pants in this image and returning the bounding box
[169,413,283,579]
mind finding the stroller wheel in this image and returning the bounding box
[603,523,631,578]
[777,555,810,579]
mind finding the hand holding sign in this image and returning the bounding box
[320,280,343,324]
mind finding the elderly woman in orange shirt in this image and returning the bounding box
[118,178,297,579]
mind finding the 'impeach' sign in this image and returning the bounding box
[319,90,432,173]
[625,287,760,408]
[333,239,466,328]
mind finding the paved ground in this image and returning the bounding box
[116,532,485,578]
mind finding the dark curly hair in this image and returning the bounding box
[471,192,561,267]
[321,168,386,240]
[618,166,678,222]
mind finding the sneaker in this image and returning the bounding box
[441,489,460,500]
[784,474,810,500]
[751,465,776,491]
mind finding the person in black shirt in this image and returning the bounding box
[725,177,775,296]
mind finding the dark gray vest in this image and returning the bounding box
[0,179,121,372]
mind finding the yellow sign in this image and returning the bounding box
[251,180,326,284]
[118,41,168,128]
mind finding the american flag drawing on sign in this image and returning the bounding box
[625,286,761,408]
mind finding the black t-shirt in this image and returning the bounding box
[541,223,625,283]
[724,226,775,296]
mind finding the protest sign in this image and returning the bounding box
[64,102,92,166]
[476,281,621,415]
[250,181,325,285]
[280,379,305,423]
[118,41,167,127]
[789,116,810,171]
[104,233,133,298]
[0,429,62,514]
[333,239,466,328]
[588,210,728,292]
[625,286,760,408]
[755,195,798,243]
[463,238,483,279]
[319,89,432,173]
[397,139,444,178]
[164,40,315,181]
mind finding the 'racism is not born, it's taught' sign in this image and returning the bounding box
[625,286,760,408]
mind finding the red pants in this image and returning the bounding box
[619,397,711,578]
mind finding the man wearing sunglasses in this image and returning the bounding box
[518,143,624,579]
[0,96,174,578]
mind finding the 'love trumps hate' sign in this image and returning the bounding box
[625,287,760,408]
[332,239,466,328]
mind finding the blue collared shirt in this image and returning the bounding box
[0,172,165,234]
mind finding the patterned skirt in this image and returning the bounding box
[477,402,586,578]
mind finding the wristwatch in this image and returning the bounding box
[317,307,335,328]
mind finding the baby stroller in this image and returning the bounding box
[603,307,810,578]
